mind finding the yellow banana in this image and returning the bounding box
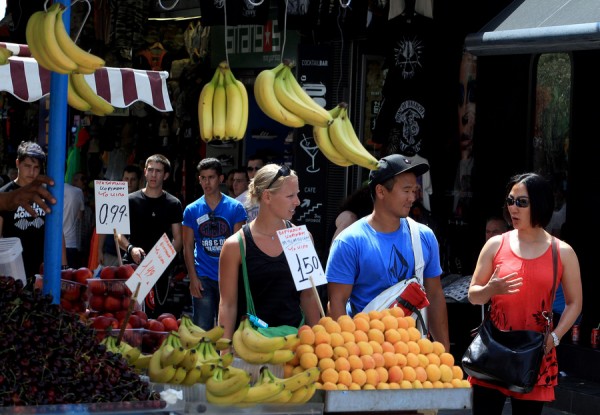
[198,69,219,142]
[234,79,249,140]
[37,4,78,74]
[200,363,218,383]
[280,367,320,391]
[254,63,305,128]
[242,381,284,403]
[206,367,251,397]
[274,65,332,128]
[215,337,232,351]
[54,8,104,71]
[223,67,243,140]
[284,64,333,125]
[329,107,379,170]
[70,73,114,115]
[202,325,225,343]
[178,320,202,349]
[341,108,380,167]
[241,319,287,353]
[232,321,274,364]
[122,345,142,366]
[202,339,222,363]
[147,349,177,383]
[212,69,226,140]
[288,385,310,403]
[133,353,152,371]
[282,333,300,350]
[313,123,353,167]
[268,349,295,365]
[169,367,188,385]
[26,11,61,72]
[181,366,203,386]
[206,384,250,405]
[179,345,201,371]
[67,75,92,111]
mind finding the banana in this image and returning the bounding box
[200,363,218,383]
[313,123,353,167]
[70,73,114,115]
[212,69,226,140]
[274,65,332,128]
[254,63,305,128]
[341,108,380,168]
[198,69,219,142]
[284,64,333,125]
[169,366,188,385]
[203,325,226,343]
[26,11,61,72]
[268,349,295,365]
[220,352,234,368]
[290,383,317,403]
[133,353,152,371]
[121,344,141,365]
[206,367,251,397]
[178,320,203,349]
[234,79,249,140]
[67,75,92,111]
[223,66,243,140]
[37,4,78,74]
[147,348,177,383]
[0,47,13,65]
[179,345,201,371]
[215,337,232,351]
[280,367,320,391]
[54,8,105,71]
[232,321,274,364]
[206,384,250,405]
[181,366,203,386]
[242,380,284,404]
[241,319,287,353]
[282,333,300,350]
[202,338,222,363]
[329,106,379,170]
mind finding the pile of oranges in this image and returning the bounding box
[284,308,471,391]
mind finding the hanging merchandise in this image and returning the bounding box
[199,0,271,27]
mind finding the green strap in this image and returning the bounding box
[237,232,256,317]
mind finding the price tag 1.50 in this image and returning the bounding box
[94,180,130,235]
[278,225,327,291]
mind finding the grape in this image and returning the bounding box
[0,276,160,406]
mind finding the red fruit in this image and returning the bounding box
[88,280,107,296]
[157,313,177,322]
[60,298,73,311]
[61,268,74,282]
[115,310,129,322]
[100,266,116,280]
[61,282,80,301]
[104,295,122,312]
[124,330,142,347]
[73,267,93,285]
[88,294,105,311]
[107,281,126,297]
[128,314,144,329]
[91,315,118,330]
[145,319,165,332]
[161,317,178,332]
[116,264,135,280]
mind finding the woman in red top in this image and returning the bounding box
[467,172,582,415]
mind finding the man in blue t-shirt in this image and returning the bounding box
[182,158,247,329]
[326,154,449,350]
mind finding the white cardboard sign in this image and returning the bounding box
[94,180,130,235]
[126,233,176,302]
[277,225,327,291]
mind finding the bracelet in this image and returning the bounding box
[127,244,133,255]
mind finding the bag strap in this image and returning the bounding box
[405,217,428,334]
[237,232,257,317]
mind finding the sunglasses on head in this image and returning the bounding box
[506,196,530,208]
[266,165,291,189]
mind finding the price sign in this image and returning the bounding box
[278,225,327,291]
[126,233,177,302]
[94,180,130,235]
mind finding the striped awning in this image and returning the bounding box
[0,42,173,112]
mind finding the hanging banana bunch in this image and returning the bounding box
[198,62,249,142]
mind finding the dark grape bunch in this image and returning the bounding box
[0,276,161,407]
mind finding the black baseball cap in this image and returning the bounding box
[368,154,429,191]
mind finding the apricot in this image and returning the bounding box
[311,324,326,333]
[375,366,389,383]
[400,380,413,389]
[299,352,318,369]
[389,382,401,389]
[353,329,368,343]
[404,316,417,328]
[337,315,356,332]
[393,341,409,355]
[354,317,370,332]
[333,345,349,360]
[452,365,464,380]
[397,328,410,342]
[397,316,409,329]
[315,343,334,359]
[295,344,314,357]
[351,368,367,386]
[338,370,353,387]
[422,380,434,389]
[407,341,420,355]
[318,316,333,326]
[324,320,342,334]
[322,381,338,391]
[385,329,402,344]
[415,366,428,383]
[376,382,390,390]
[432,380,444,389]
[417,353,430,368]
[412,380,423,389]
[451,378,463,388]
[367,310,383,321]
[344,341,360,356]
[395,353,408,368]
[357,341,374,356]
[314,330,331,346]
[402,366,417,382]
[283,363,294,378]
[407,327,422,341]
[460,379,472,388]
[381,314,399,331]
[334,356,351,372]
[440,352,455,367]
[389,306,405,318]
[367,328,385,344]
[349,382,362,390]
[369,318,386,332]
[321,367,339,384]
[298,327,316,345]
[371,352,385,368]
[292,365,305,375]
[353,312,370,322]
[417,338,434,354]
[348,354,364,370]
[330,332,345,348]
[360,354,375,370]
[364,368,380,386]
[426,352,441,366]
[340,331,355,343]
[432,341,446,355]
[382,351,398,368]
[406,352,419,368]
[363,384,376,390]
[388,365,404,383]
[369,340,383,354]
[337,383,349,391]
[381,341,395,353]
[439,364,453,382]
[318,357,336,371]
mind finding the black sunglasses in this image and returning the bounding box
[506,196,530,208]
[266,165,291,189]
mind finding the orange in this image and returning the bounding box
[315,343,334,359]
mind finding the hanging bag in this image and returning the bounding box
[237,233,302,338]
[461,237,558,393]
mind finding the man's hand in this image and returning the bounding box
[190,276,203,298]
[0,175,56,216]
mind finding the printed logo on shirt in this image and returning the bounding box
[198,214,231,257]
[13,205,46,231]
[387,244,410,282]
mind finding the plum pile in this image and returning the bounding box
[0,276,161,406]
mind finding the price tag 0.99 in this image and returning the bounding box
[94,180,130,235]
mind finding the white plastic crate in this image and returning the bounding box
[0,237,26,285]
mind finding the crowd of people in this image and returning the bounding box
[0,143,583,414]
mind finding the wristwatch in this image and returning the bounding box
[551,331,560,347]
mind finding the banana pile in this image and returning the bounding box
[198,62,248,142]
[313,103,380,170]
[25,3,105,75]
[254,61,333,129]
[0,46,13,65]
[232,318,299,365]
[206,365,319,405]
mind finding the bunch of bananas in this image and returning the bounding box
[178,314,229,349]
[25,3,105,75]
[100,335,141,366]
[205,365,252,404]
[232,318,299,365]
[0,46,13,65]
[254,61,333,129]
[198,62,248,142]
[313,103,380,170]
[67,73,114,116]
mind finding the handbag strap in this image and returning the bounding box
[237,232,257,318]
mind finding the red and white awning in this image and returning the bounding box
[0,43,172,112]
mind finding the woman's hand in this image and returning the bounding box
[487,265,523,295]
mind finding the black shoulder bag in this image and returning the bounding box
[461,237,558,394]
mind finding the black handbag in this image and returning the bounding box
[461,238,558,394]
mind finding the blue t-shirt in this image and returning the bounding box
[325,217,442,315]
[182,194,247,281]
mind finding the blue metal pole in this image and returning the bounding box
[43,0,70,303]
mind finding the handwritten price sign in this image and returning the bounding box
[278,225,327,291]
[126,233,177,302]
[94,180,130,235]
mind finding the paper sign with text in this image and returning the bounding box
[94,180,130,235]
[126,233,176,302]
[277,225,327,290]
